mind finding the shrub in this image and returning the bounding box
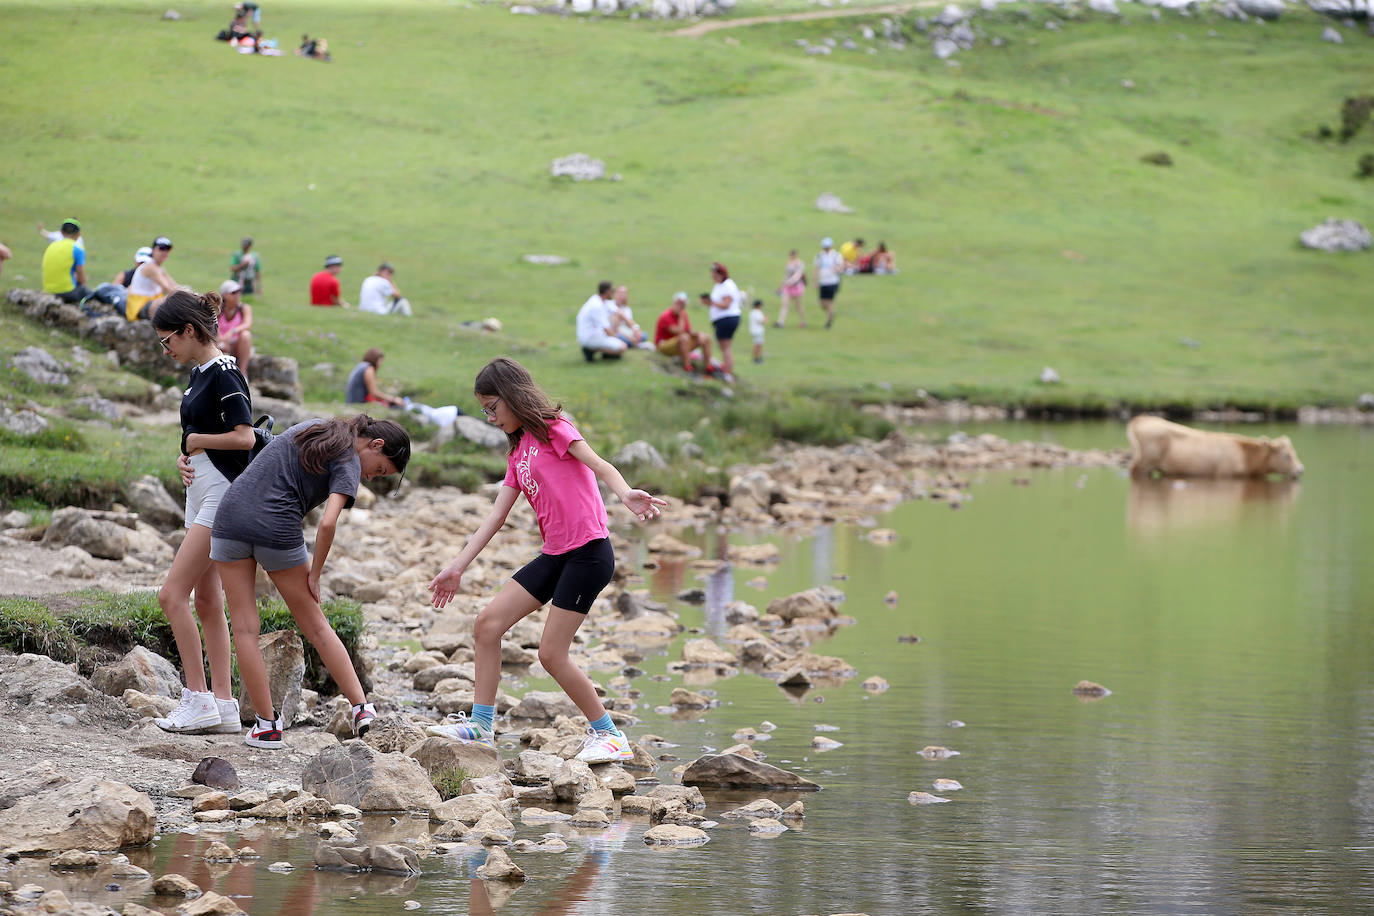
[431,766,474,800]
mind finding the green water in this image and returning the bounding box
[15,423,1374,914]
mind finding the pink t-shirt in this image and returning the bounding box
[502,417,609,555]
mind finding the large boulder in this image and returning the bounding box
[124,476,185,530]
[91,646,183,699]
[12,346,70,386]
[301,740,442,812]
[765,588,839,622]
[1237,0,1284,18]
[361,714,427,754]
[247,355,302,403]
[41,507,129,560]
[405,737,501,779]
[0,653,100,707]
[82,316,163,373]
[1299,218,1371,252]
[0,762,71,811]
[0,777,155,854]
[237,630,305,726]
[507,690,581,721]
[681,754,821,791]
[452,415,508,450]
[0,404,48,436]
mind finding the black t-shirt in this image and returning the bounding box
[181,355,253,482]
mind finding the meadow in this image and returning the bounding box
[1,0,1371,501]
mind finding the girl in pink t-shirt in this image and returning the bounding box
[428,357,666,764]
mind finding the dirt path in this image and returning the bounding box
[673,2,926,37]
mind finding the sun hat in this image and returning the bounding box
[134,246,153,264]
[220,280,242,295]
[324,255,343,267]
[821,237,834,248]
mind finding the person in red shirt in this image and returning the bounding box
[309,255,348,307]
[654,292,713,374]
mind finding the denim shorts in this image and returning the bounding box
[209,537,309,572]
[511,538,615,614]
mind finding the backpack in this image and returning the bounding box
[250,414,276,460]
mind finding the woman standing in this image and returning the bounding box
[152,289,256,735]
[776,249,806,329]
[707,261,742,384]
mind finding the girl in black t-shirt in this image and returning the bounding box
[151,289,256,736]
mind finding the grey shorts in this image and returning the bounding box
[210,537,309,572]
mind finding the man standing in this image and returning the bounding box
[230,237,261,295]
[41,219,90,304]
[655,292,713,374]
[358,262,412,316]
[310,255,348,307]
[576,280,627,361]
[814,236,845,330]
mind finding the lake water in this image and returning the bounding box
[13,422,1374,915]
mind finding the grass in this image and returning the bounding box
[431,766,476,801]
[1,0,1371,507]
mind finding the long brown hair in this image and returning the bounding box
[295,414,410,475]
[473,357,561,454]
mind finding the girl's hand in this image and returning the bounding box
[621,489,667,522]
[429,564,465,609]
[177,454,195,487]
[307,570,321,603]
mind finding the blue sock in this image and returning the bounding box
[589,712,621,737]
[471,703,495,732]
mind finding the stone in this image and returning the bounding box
[462,772,516,799]
[429,793,504,826]
[727,542,780,564]
[50,849,100,868]
[192,792,228,813]
[643,824,710,846]
[124,904,163,916]
[815,192,853,213]
[569,808,610,828]
[313,842,370,871]
[12,346,70,386]
[202,841,237,861]
[681,639,737,666]
[669,687,712,708]
[681,754,821,791]
[405,736,501,779]
[245,355,302,402]
[124,475,185,529]
[360,714,427,753]
[1358,392,1374,411]
[748,817,788,834]
[476,846,526,880]
[301,741,442,812]
[522,253,570,265]
[933,778,964,792]
[919,746,960,760]
[36,889,72,912]
[646,533,701,556]
[0,404,48,436]
[92,646,183,700]
[2,509,33,528]
[193,810,237,824]
[645,785,706,810]
[1072,680,1111,697]
[369,844,420,875]
[191,757,240,791]
[1039,366,1061,384]
[0,777,155,854]
[613,440,666,468]
[508,690,581,720]
[1322,25,1343,41]
[593,764,637,796]
[721,799,783,820]
[122,689,176,718]
[41,508,129,560]
[1237,0,1283,18]
[178,892,247,915]
[513,749,565,780]
[861,676,890,692]
[240,799,290,819]
[152,873,202,897]
[238,630,305,727]
[551,760,598,802]
[412,664,473,693]
[765,589,838,622]
[1299,218,1370,252]
[728,470,775,512]
[452,415,509,449]
[226,790,268,811]
[0,762,71,811]
[550,153,607,181]
[908,791,951,805]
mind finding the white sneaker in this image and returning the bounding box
[154,688,222,734]
[573,728,633,764]
[211,697,242,734]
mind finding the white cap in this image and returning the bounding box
[134,246,153,264]
[821,237,834,248]
[220,280,242,295]
[673,291,688,302]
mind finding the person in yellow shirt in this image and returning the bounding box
[838,237,865,274]
[41,220,90,303]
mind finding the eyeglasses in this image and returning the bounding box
[480,398,500,420]
[158,332,175,352]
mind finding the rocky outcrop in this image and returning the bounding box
[1299,218,1371,252]
[405,736,501,779]
[238,631,305,726]
[91,646,183,699]
[246,355,302,402]
[681,754,821,791]
[41,507,130,560]
[124,476,185,530]
[0,777,155,854]
[301,741,442,812]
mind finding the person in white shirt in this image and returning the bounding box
[576,280,627,362]
[748,298,766,364]
[358,263,412,316]
[707,261,743,382]
[814,236,845,330]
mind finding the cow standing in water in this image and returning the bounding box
[1127,416,1304,479]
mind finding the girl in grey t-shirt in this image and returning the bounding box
[210,414,411,749]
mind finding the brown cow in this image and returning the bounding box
[1126,415,1304,479]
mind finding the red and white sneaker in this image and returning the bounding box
[244,716,283,750]
[352,702,377,737]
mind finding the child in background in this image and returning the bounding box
[749,298,766,364]
[211,414,410,749]
[428,357,666,763]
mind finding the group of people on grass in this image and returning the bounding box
[152,283,661,763]
[309,255,413,316]
[213,2,328,59]
[776,235,897,331]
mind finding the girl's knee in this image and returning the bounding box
[537,643,569,672]
[473,610,506,646]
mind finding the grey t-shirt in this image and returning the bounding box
[344,361,370,404]
[212,420,360,548]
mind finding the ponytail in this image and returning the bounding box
[152,288,222,343]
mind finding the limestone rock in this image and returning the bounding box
[721,799,783,820]
[645,785,706,810]
[815,192,853,214]
[765,588,838,622]
[551,760,598,802]
[152,873,202,897]
[513,749,565,780]
[246,355,302,402]
[681,754,821,791]
[0,762,71,811]
[202,841,237,862]
[646,533,701,556]
[550,153,608,181]
[0,404,48,436]
[453,415,509,449]
[643,824,710,846]
[122,689,176,718]
[301,741,442,812]
[41,508,129,560]
[124,475,185,530]
[370,844,420,875]
[50,849,99,868]
[238,630,305,727]
[508,690,581,720]
[11,346,69,386]
[92,646,183,699]
[1299,218,1370,252]
[313,842,370,871]
[613,440,666,468]
[681,638,738,666]
[0,777,156,854]
[361,714,427,753]
[429,793,504,827]
[192,792,228,813]
[748,817,788,834]
[669,687,712,708]
[908,791,951,805]
[476,847,526,880]
[412,663,473,693]
[178,891,247,915]
[1072,680,1111,697]
[405,736,501,779]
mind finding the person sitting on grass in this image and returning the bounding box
[217,280,254,382]
[840,237,865,274]
[358,262,412,316]
[609,284,648,349]
[309,255,348,307]
[297,34,330,61]
[126,237,179,320]
[576,280,627,362]
[41,219,90,305]
[344,348,406,408]
[654,292,713,375]
[867,241,896,274]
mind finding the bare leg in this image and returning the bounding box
[158,524,217,693]
[821,296,834,327]
[222,557,273,718]
[675,333,694,372]
[472,580,545,704]
[718,337,734,376]
[231,331,253,382]
[538,607,608,722]
[267,564,367,706]
[698,334,713,365]
[776,294,790,327]
[190,551,234,699]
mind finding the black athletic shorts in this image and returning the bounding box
[713,314,740,341]
[819,283,839,300]
[511,537,615,614]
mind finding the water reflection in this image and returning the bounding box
[1126,477,1301,538]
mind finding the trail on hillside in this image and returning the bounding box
[674,2,931,36]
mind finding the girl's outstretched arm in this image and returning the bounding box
[310,492,351,601]
[429,485,520,609]
[568,439,667,522]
